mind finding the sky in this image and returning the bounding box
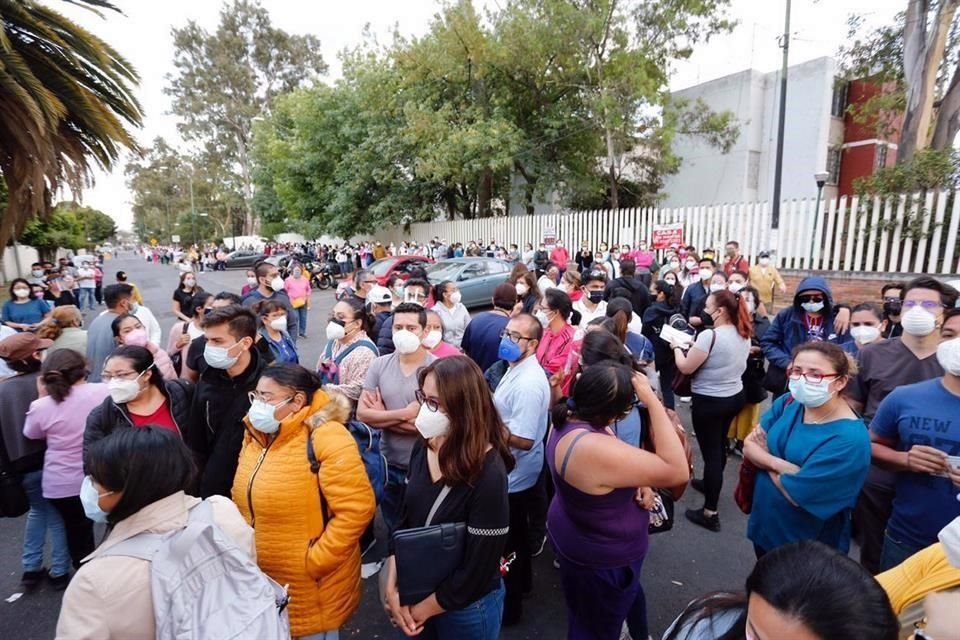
[53,0,906,231]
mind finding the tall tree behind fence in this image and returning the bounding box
[381,192,960,275]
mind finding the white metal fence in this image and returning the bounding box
[381,192,960,275]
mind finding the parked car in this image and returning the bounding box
[368,256,434,286]
[425,257,512,309]
[223,250,267,269]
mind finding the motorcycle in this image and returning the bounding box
[309,261,336,290]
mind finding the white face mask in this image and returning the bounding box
[699,268,714,281]
[535,310,552,326]
[709,283,725,293]
[107,368,149,404]
[728,282,744,293]
[901,305,937,337]
[270,276,285,291]
[325,320,346,342]
[246,276,257,286]
[393,329,421,354]
[850,325,881,345]
[515,283,529,296]
[415,403,450,439]
[422,330,442,349]
[936,337,960,375]
[747,300,757,315]
[247,398,292,434]
[759,258,771,267]
[268,316,287,332]
[204,341,241,369]
[13,288,30,298]
[184,279,196,288]
[685,261,697,270]
[449,291,462,305]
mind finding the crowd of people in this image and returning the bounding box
[0,235,959,640]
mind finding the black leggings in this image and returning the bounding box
[49,496,95,569]
[691,391,745,511]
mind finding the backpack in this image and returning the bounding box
[308,417,387,507]
[316,339,377,385]
[100,500,290,640]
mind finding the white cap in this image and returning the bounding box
[368,286,393,305]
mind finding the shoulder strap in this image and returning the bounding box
[559,429,592,480]
[333,339,376,366]
[306,429,331,524]
[707,329,717,354]
[425,485,453,527]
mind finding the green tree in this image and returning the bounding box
[55,201,117,243]
[0,0,141,257]
[21,207,85,260]
[166,0,327,234]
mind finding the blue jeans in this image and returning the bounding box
[381,465,407,536]
[296,306,309,337]
[21,470,71,576]
[879,529,921,572]
[557,555,646,640]
[415,581,504,640]
[299,630,338,640]
[77,287,96,311]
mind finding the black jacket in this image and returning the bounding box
[642,301,680,369]
[188,348,266,498]
[605,276,651,317]
[376,312,396,356]
[372,310,392,346]
[84,378,194,471]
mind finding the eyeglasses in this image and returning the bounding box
[500,329,534,344]
[101,370,140,382]
[247,391,294,406]
[786,368,841,384]
[797,295,824,304]
[902,300,944,312]
[882,296,901,304]
[361,280,377,285]
[414,389,440,412]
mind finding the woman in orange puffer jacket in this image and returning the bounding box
[232,363,376,639]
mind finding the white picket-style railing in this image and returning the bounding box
[380,192,960,275]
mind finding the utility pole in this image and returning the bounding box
[771,0,791,231]
[189,174,197,246]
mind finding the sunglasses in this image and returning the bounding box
[797,295,824,304]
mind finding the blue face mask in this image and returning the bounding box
[498,336,524,363]
[80,475,112,523]
[787,377,833,408]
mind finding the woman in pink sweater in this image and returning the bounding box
[285,265,312,338]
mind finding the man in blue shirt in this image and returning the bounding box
[493,313,550,626]
[871,306,960,571]
[462,283,516,372]
[240,261,298,342]
[680,257,715,328]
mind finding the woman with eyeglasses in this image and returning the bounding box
[233,363,375,639]
[84,346,195,463]
[111,314,177,380]
[546,362,688,639]
[744,342,870,557]
[255,299,299,364]
[383,356,513,639]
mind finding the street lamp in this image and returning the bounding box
[809,170,830,266]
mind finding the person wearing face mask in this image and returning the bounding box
[423,310,461,359]
[23,350,109,571]
[550,240,570,274]
[869,307,960,571]
[431,280,471,348]
[284,264,312,339]
[748,251,787,309]
[678,254,701,289]
[171,271,203,324]
[57,427,256,640]
[462,284,517,374]
[375,278,432,356]
[745,342,870,555]
[112,314,177,380]
[576,242,594,273]
[369,285,396,340]
[721,241,749,276]
[233,363,375,640]
[317,297,380,404]
[358,303,436,534]
[760,277,853,398]
[166,293,213,370]
[85,346,194,460]
[241,269,258,297]
[680,258,717,330]
[560,270,583,302]
[847,277,958,574]
[536,289,576,380]
[876,515,960,633]
[85,284,135,383]
[848,302,885,352]
[241,262,299,343]
[642,280,683,409]
[383,357,512,638]
[521,242,535,269]
[492,314,551,625]
[537,265,560,296]
[727,286,772,456]
[189,304,265,498]
[37,305,86,357]
[605,259,652,316]
[255,300,299,365]
[533,243,551,277]
[880,282,905,338]
[572,270,609,331]
[3,277,51,332]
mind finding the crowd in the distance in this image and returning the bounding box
[0,236,959,640]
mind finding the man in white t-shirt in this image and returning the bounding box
[75,264,97,311]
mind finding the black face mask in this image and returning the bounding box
[700,311,715,327]
[588,290,605,304]
[883,299,902,318]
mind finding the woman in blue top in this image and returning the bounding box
[3,278,50,331]
[744,342,871,558]
[255,299,299,364]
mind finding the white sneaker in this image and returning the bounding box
[361,560,383,579]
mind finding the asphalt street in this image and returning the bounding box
[1,254,758,639]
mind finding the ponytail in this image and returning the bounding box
[711,290,753,339]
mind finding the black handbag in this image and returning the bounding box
[762,364,788,395]
[0,437,28,518]
[392,486,466,606]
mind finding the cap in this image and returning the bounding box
[758,251,770,258]
[368,286,393,305]
[0,333,53,361]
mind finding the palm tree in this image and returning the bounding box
[0,0,142,254]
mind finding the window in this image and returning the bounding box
[875,144,888,172]
[827,147,841,185]
[831,80,848,118]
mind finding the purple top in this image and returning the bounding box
[23,382,110,498]
[546,419,649,569]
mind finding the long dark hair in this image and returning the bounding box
[551,361,634,430]
[654,280,682,307]
[339,295,372,336]
[418,356,514,484]
[104,346,162,391]
[580,329,640,372]
[260,363,323,405]
[40,349,88,403]
[87,426,197,524]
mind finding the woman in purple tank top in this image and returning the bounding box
[546,362,689,640]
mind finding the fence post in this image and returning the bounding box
[942,190,960,274]
[927,190,949,274]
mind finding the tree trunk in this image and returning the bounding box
[605,122,620,211]
[236,132,255,234]
[478,169,493,217]
[932,58,960,148]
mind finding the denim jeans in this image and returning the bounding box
[21,470,71,576]
[296,306,309,337]
[879,529,921,572]
[415,581,505,640]
[77,287,96,311]
[299,630,339,640]
[381,465,407,536]
[557,555,645,640]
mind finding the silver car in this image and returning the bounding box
[425,257,513,309]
